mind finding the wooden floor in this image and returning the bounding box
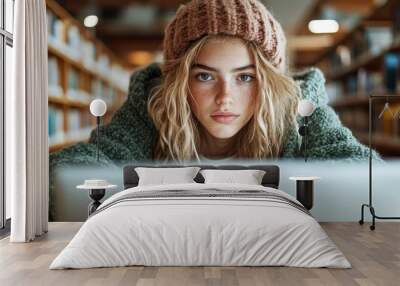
[0,222,399,286]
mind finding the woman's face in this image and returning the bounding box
[188,37,257,140]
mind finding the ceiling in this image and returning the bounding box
[55,0,377,69]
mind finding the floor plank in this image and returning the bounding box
[0,222,399,286]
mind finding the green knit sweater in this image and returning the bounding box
[49,63,378,219]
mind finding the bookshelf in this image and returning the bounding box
[293,0,378,68]
[46,0,131,153]
[308,0,400,156]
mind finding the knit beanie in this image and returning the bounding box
[163,0,287,72]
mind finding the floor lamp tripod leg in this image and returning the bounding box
[359,204,366,225]
[369,206,376,231]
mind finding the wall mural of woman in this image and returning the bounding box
[49,0,379,219]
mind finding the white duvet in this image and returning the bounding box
[50,183,351,269]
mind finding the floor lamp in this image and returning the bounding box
[359,94,400,230]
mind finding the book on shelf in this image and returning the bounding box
[394,7,400,38]
[66,68,79,99]
[356,69,367,96]
[111,64,130,91]
[48,56,63,97]
[104,86,115,105]
[329,51,344,74]
[92,79,103,99]
[91,80,114,105]
[48,106,65,145]
[66,126,93,142]
[48,85,63,98]
[47,10,69,53]
[345,75,358,96]
[82,39,96,70]
[66,110,93,142]
[64,25,97,69]
[339,69,384,97]
[366,72,384,95]
[66,25,81,60]
[329,44,354,74]
[336,45,351,67]
[67,109,81,135]
[47,10,63,42]
[97,54,110,77]
[350,29,370,60]
[364,26,393,55]
[384,53,400,93]
[325,82,343,103]
[68,68,79,90]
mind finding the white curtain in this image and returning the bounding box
[7,0,48,242]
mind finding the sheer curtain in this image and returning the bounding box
[7,0,48,242]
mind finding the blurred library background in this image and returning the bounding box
[45,0,400,157]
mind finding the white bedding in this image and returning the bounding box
[50,183,351,269]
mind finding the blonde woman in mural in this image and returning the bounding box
[50,0,377,218]
[149,34,299,161]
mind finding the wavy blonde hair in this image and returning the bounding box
[148,35,301,162]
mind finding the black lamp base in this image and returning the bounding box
[298,116,309,162]
[88,189,105,216]
[298,125,306,136]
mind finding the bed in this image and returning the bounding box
[50,164,351,269]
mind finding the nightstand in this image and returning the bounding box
[289,176,320,210]
[77,180,117,216]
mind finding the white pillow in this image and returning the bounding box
[135,167,201,186]
[200,169,266,185]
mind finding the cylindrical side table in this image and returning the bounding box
[77,180,117,217]
[87,189,106,216]
[289,176,320,210]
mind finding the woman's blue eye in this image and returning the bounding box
[196,73,213,81]
[239,74,255,82]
